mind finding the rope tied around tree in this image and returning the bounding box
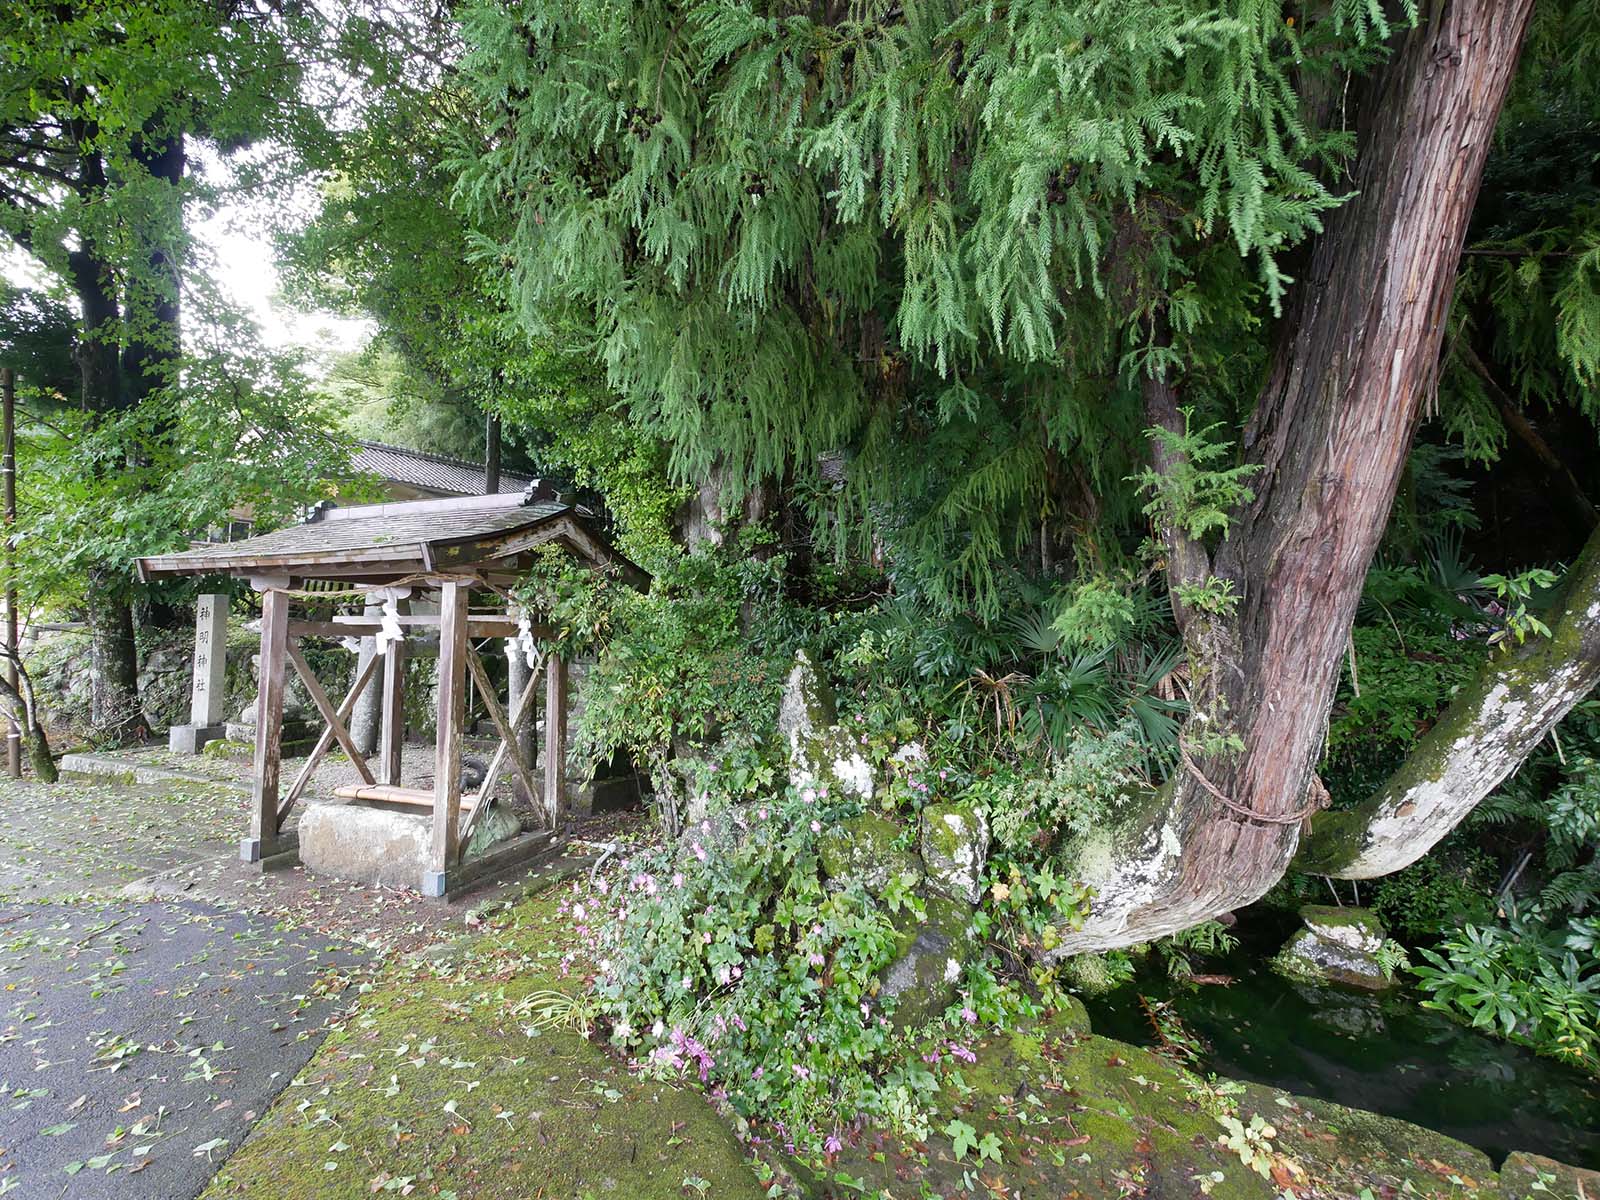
[1178,735,1329,826]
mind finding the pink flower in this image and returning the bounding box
[960,1007,977,1024]
[809,952,825,967]
[824,1134,843,1154]
[758,807,769,820]
[753,1066,764,1080]
[810,819,821,833]
[947,1042,977,1064]
[702,930,712,944]
[791,1064,810,1079]
[692,842,707,862]
[672,872,685,888]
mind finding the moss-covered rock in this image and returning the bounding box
[1498,1151,1600,1199]
[822,1024,1503,1200]
[918,802,990,903]
[777,649,876,801]
[817,812,922,891]
[879,891,976,1029]
[1272,904,1396,990]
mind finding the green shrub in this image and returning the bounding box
[592,788,952,1148]
[1369,851,1496,940]
[1412,918,1600,1071]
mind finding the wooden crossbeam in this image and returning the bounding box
[288,615,539,639]
[278,651,383,822]
[287,640,377,790]
[332,783,478,811]
[458,645,543,857]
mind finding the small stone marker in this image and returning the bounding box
[168,593,229,753]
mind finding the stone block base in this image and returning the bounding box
[299,802,432,891]
[168,723,226,754]
[298,798,524,893]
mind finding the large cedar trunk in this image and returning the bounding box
[69,221,149,742]
[1298,521,1600,879]
[121,128,184,410]
[1053,1,1536,953]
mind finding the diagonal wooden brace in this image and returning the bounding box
[287,641,377,786]
[279,648,383,822]
[458,649,544,847]
[459,644,544,854]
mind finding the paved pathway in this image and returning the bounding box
[0,897,365,1198]
[0,767,555,1198]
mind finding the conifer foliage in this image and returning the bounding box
[456,1,1391,615]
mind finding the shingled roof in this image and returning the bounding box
[351,440,534,497]
[137,492,647,589]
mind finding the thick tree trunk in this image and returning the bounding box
[121,127,184,410]
[69,217,148,741]
[1053,1,1536,953]
[1298,523,1600,879]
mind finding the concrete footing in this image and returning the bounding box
[168,723,226,754]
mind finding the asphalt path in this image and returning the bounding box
[0,898,366,1198]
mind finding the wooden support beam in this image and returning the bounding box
[461,645,542,854]
[286,640,376,786]
[544,653,568,829]
[429,581,469,880]
[244,587,290,864]
[279,650,382,821]
[379,632,407,786]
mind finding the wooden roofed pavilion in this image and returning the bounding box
[137,489,647,897]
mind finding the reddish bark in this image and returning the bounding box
[1059,0,1538,951]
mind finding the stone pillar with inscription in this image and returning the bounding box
[169,593,230,753]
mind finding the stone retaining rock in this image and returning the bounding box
[777,650,874,802]
[1272,904,1396,990]
[918,801,989,903]
[880,891,977,1029]
[818,813,922,892]
[1498,1150,1600,1199]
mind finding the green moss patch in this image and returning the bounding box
[201,891,767,1200]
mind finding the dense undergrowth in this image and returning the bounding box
[515,519,1600,1151]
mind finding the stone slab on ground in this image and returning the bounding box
[0,898,366,1198]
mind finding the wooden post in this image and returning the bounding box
[544,652,568,829]
[426,581,468,894]
[244,586,290,863]
[379,637,406,785]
